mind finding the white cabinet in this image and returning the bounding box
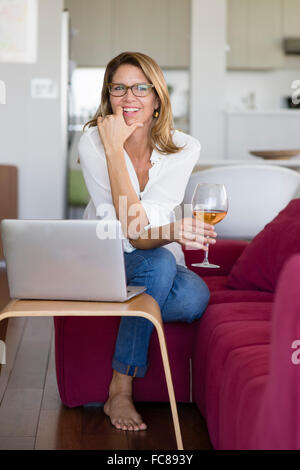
[165,0,190,68]
[247,0,283,69]
[227,0,284,69]
[283,0,300,36]
[66,0,190,68]
[113,0,169,66]
[227,0,248,68]
[65,0,113,67]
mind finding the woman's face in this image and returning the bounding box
[109,64,159,130]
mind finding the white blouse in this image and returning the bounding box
[78,126,201,266]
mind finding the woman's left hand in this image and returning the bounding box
[97,106,144,154]
[173,217,217,251]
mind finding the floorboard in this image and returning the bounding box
[126,403,177,450]
[0,317,26,401]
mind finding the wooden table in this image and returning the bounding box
[0,293,183,450]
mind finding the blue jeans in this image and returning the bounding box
[112,247,210,377]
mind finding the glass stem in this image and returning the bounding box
[203,243,209,264]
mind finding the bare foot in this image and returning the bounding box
[104,369,147,431]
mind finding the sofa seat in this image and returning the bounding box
[192,301,272,448]
[203,275,274,304]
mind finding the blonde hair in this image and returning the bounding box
[83,51,184,155]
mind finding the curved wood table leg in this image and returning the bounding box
[152,321,184,450]
[0,295,184,450]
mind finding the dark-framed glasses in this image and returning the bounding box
[107,82,155,97]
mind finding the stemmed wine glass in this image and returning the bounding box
[191,183,228,268]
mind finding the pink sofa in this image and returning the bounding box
[54,222,300,450]
[184,242,300,450]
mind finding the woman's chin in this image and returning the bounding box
[124,116,144,128]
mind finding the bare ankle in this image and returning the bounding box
[109,369,133,397]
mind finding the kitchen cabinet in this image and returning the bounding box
[65,0,190,68]
[227,0,284,69]
[65,0,113,67]
[113,0,169,65]
[166,0,190,68]
[283,0,300,36]
[226,0,248,68]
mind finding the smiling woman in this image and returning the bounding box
[84,51,183,155]
[78,51,217,433]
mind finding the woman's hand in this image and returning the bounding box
[174,217,217,251]
[97,106,143,154]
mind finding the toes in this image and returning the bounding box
[132,415,147,431]
[112,418,122,430]
[124,419,135,431]
[128,420,137,431]
[122,419,129,431]
[131,421,140,431]
[132,418,147,431]
[111,417,137,431]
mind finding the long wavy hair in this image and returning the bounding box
[83,51,184,154]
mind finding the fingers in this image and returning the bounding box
[97,115,111,127]
[97,114,114,124]
[176,217,217,250]
[179,230,216,250]
[180,237,208,251]
[129,122,144,132]
[181,220,217,239]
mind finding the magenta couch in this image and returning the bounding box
[54,203,300,450]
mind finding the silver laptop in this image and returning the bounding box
[1,219,146,302]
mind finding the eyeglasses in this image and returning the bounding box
[107,82,155,97]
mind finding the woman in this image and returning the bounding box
[78,52,217,432]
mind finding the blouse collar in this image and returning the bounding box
[150,147,164,166]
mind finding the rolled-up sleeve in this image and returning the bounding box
[78,130,115,218]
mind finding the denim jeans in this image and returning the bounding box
[112,246,210,377]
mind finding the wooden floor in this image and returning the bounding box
[0,272,213,451]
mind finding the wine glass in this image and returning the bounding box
[191,183,228,268]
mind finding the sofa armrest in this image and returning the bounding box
[183,239,249,276]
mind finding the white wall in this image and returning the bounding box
[0,0,67,219]
[225,68,300,111]
[190,0,227,161]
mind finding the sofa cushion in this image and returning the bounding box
[192,301,272,418]
[227,199,300,292]
[203,275,274,304]
[218,345,270,450]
